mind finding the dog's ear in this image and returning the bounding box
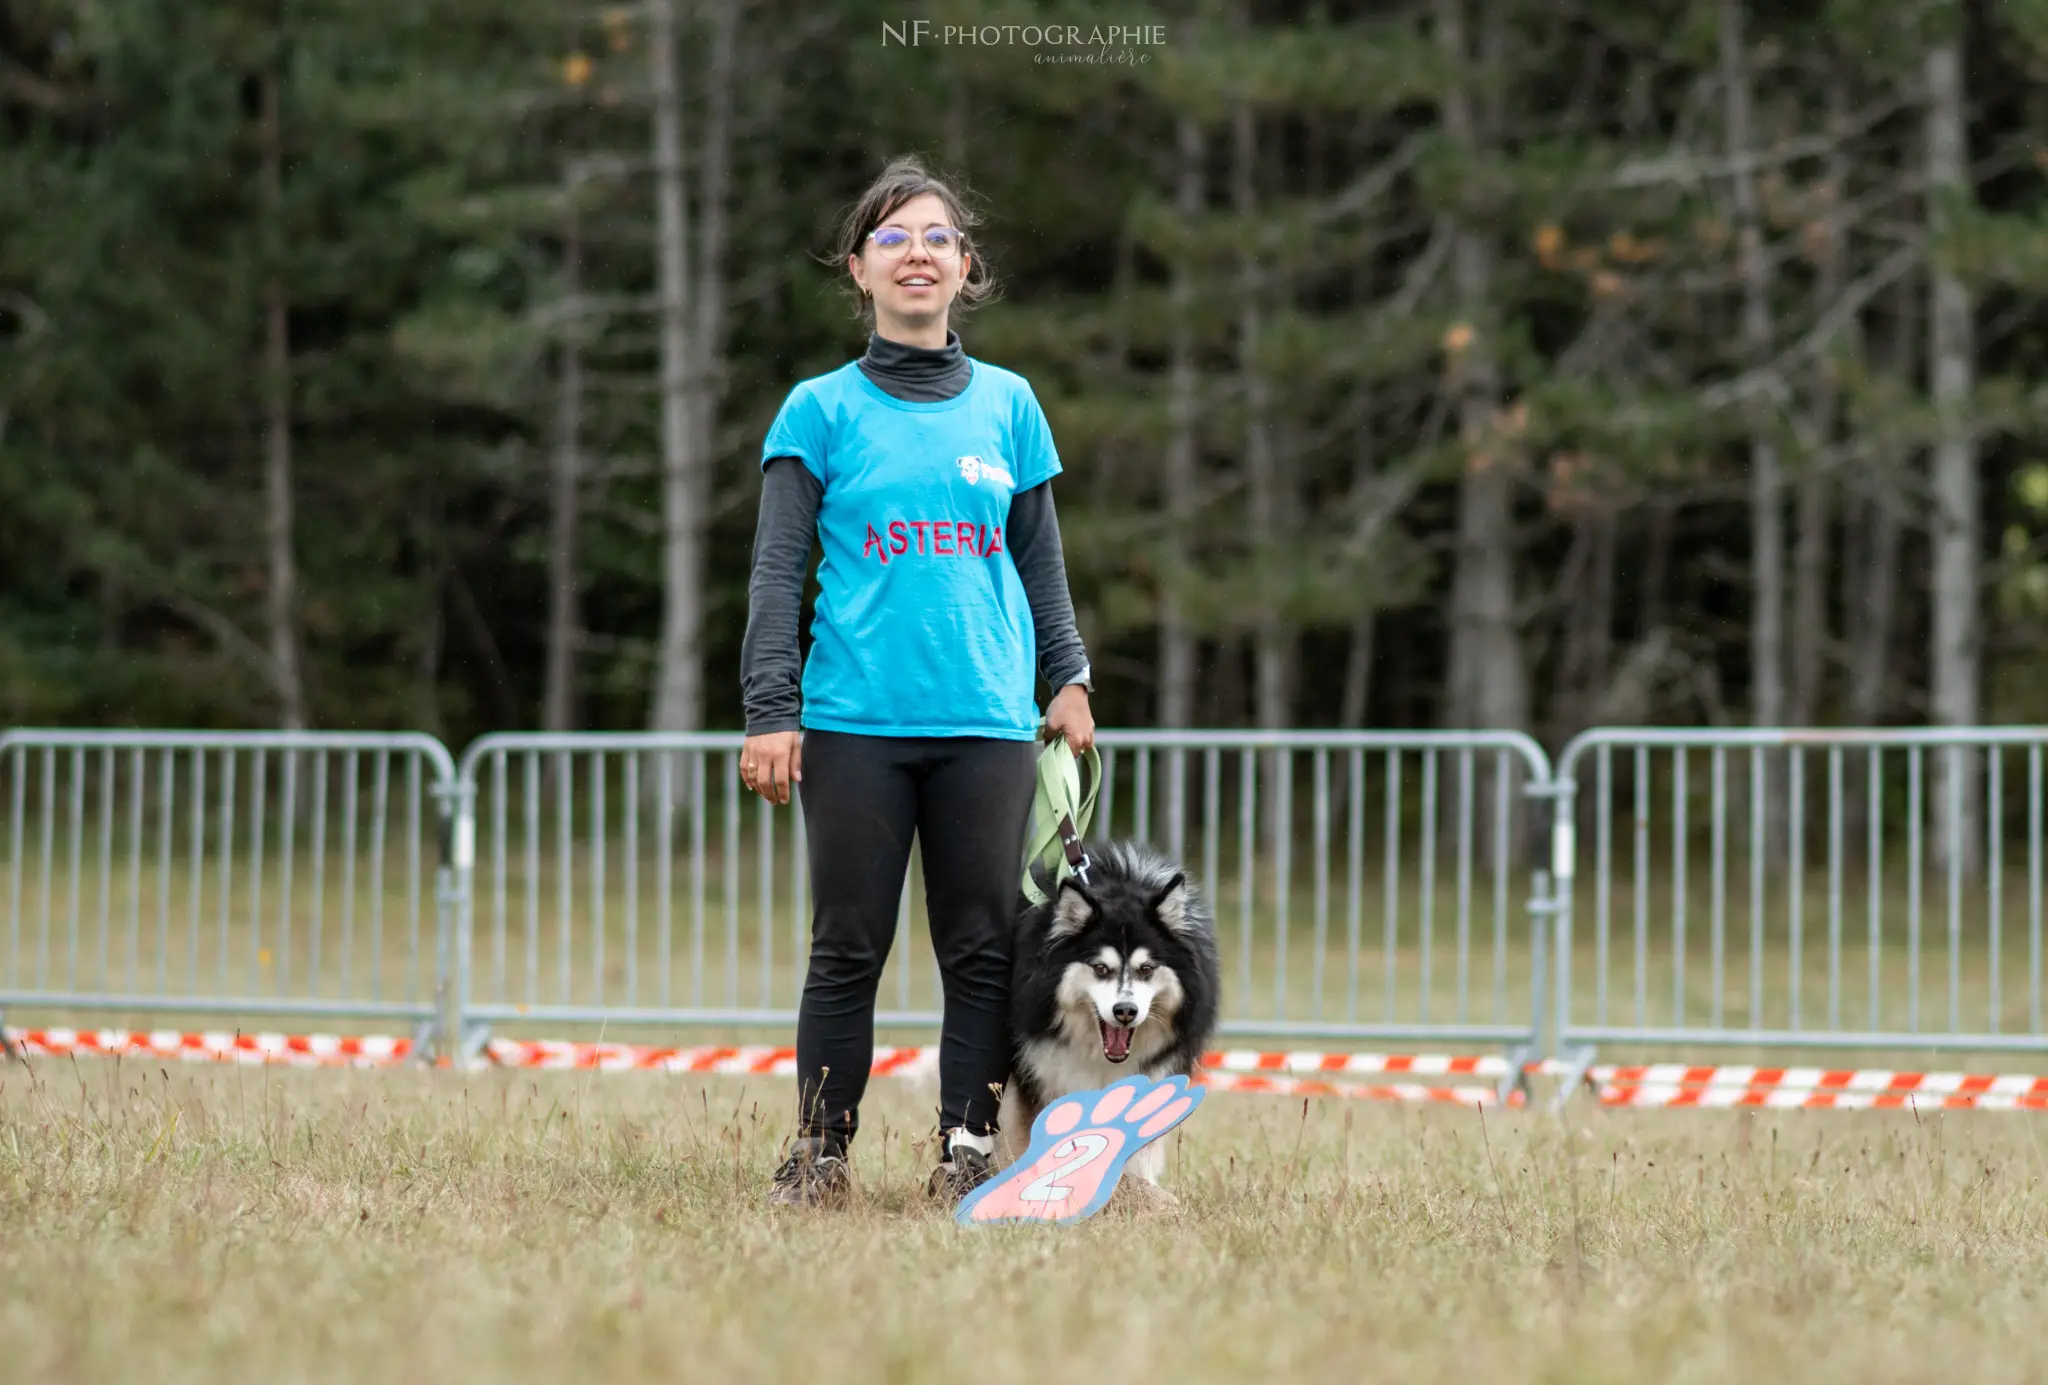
[1150,872,1191,933]
[1049,877,1095,939]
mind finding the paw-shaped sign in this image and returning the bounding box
[956,1073,1202,1226]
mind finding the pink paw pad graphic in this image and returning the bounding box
[956,1073,1203,1226]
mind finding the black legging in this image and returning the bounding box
[793,728,1037,1149]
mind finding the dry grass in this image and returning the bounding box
[4,1061,2048,1384]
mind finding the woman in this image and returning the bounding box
[739,156,1096,1207]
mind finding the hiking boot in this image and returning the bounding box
[770,1135,851,1208]
[925,1133,996,1205]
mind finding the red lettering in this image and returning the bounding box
[863,524,889,566]
[909,520,929,553]
[956,521,977,555]
[988,524,1003,556]
[934,525,954,556]
[975,524,990,557]
[889,521,909,555]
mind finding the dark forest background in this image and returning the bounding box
[4,0,2047,753]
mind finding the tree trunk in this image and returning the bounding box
[1848,278,1913,729]
[1842,280,1914,852]
[1926,32,1980,867]
[1839,471,1864,697]
[1788,450,1831,726]
[1340,384,1376,730]
[1556,508,1617,739]
[692,0,736,456]
[543,180,584,734]
[414,485,447,740]
[1849,491,1903,723]
[1788,82,1849,728]
[684,0,738,766]
[1720,0,1783,732]
[1232,18,1291,737]
[1159,112,1203,731]
[648,0,703,733]
[1340,618,1374,729]
[1642,495,1674,638]
[1438,0,1526,736]
[1229,11,1295,863]
[1213,639,1247,728]
[259,67,305,732]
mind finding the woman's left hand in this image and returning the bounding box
[1044,683,1095,754]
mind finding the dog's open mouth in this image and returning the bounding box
[1100,1021,1134,1063]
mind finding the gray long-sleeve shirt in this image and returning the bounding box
[740,329,1091,736]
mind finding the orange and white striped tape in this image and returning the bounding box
[476,1040,1513,1105]
[479,1039,935,1078]
[472,1042,1516,1081]
[5,1027,414,1065]
[7,1028,2047,1111]
[1200,1071,1512,1106]
[1589,1063,2048,1111]
[1592,1063,2048,1096]
[478,1040,1517,1099]
[0,1028,1512,1107]
[1595,1082,2048,1111]
[1206,1049,1512,1079]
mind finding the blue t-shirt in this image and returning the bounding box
[759,358,1062,740]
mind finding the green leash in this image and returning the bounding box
[1020,731,1101,906]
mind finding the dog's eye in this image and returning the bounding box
[1092,963,1114,980]
[1136,964,1156,980]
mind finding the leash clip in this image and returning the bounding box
[1058,811,1091,886]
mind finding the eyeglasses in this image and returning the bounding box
[867,225,963,260]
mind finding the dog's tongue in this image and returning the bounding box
[1101,1022,1133,1061]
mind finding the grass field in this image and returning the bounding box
[5,1062,2048,1384]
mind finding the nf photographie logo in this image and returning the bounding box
[881,20,1167,65]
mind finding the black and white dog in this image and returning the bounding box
[1000,841,1222,1194]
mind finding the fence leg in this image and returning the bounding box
[0,1004,16,1062]
[1497,1041,1536,1106]
[431,775,477,1068]
[410,1017,439,1066]
[1548,1045,1599,1114]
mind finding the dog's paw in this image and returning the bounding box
[956,1076,1200,1226]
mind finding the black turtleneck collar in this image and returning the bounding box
[857,328,972,403]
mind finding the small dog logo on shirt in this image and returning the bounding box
[957,455,1014,490]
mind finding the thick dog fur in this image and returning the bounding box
[999,841,1221,1191]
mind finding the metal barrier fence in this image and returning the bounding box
[1082,731,1553,1055]
[0,729,462,1046]
[12,722,2048,1087]
[449,730,1558,1077]
[1550,728,2048,1070]
[451,732,811,1036]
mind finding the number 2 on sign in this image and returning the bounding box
[1016,1133,1112,1204]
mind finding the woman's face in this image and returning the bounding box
[848,192,970,334]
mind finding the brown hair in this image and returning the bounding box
[822,154,999,327]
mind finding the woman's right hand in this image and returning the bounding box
[740,731,802,805]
